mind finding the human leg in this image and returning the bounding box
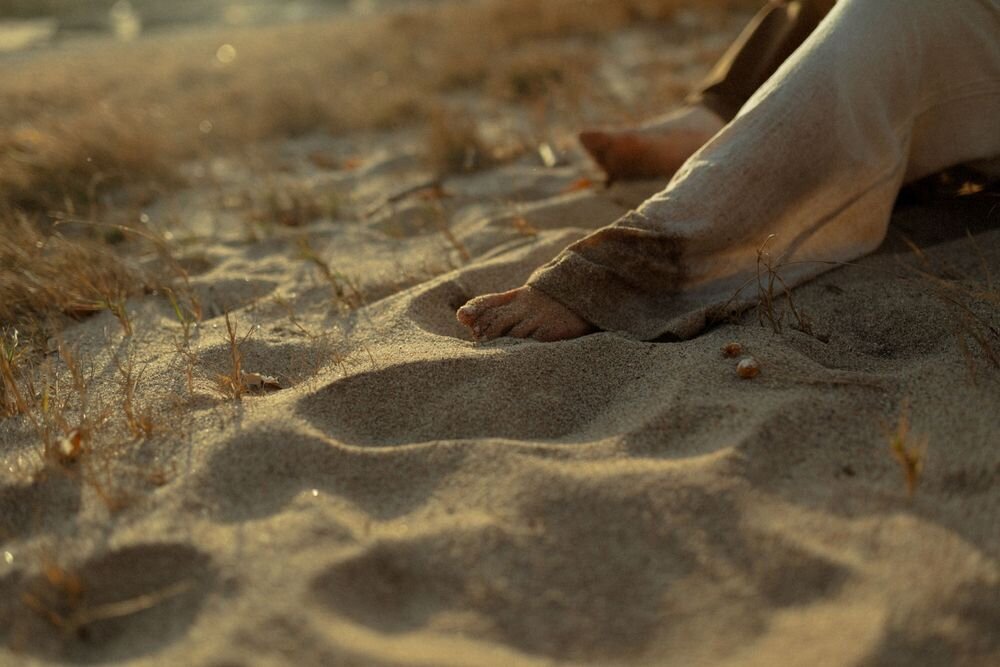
[460,0,1000,342]
[581,0,835,181]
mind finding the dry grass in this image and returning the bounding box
[0,0,754,214]
[0,214,151,344]
[424,109,497,176]
[0,204,209,365]
[244,180,341,230]
[943,286,1000,379]
[0,108,178,215]
[887,400,928,499]
[163,287,203,348]
[213,312,251,401]
[18,558,191,640]
[297,239,365,312]
[1,329,31,418]
[753,235,813,336]
[115,356,155,440]
[0,336,167,511]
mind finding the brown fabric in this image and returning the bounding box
[689,0,837,121]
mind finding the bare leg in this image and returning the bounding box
[579,105,724,182]
[581,0,836,182]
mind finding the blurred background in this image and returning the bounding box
[1,0,754,209]
[0,1,411,50]
[3,3,473,63]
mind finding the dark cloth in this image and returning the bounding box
[689,0,837,121]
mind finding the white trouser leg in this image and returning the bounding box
[528,0,1000,339]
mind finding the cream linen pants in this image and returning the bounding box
[528,0,1000,340]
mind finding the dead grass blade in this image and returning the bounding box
[886,400,928,499]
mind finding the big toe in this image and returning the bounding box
[456,290,517,330]
[456,303,479,328]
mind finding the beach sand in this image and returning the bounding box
[1,7,999,667]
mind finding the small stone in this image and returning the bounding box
[722,342,743,358]
[240,371,282,392]
[736,357,761,379]
[55,429,84,464]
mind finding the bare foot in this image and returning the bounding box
[580,105,725,181]
[456,286,594,342]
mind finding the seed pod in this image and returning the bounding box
[722,342,743,358]
[737,357,761,379]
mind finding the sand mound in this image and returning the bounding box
[1,128,998,667]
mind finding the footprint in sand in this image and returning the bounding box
[311,540,463,634]
[191,427,465,523]
[309,480,850,661]
[296,336,660,445]
[0,543,215,662]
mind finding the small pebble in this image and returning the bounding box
[56,429,83,464]
[737,357,761,379]
[722,342,743,358]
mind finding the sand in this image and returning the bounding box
[2,39,1000,667]
[2,134,997,665]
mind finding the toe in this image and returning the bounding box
[507,316,542,339]
[456,290,518,329]
[476,305,518,341]
[457,286,582,342]
[456,304,478,328]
